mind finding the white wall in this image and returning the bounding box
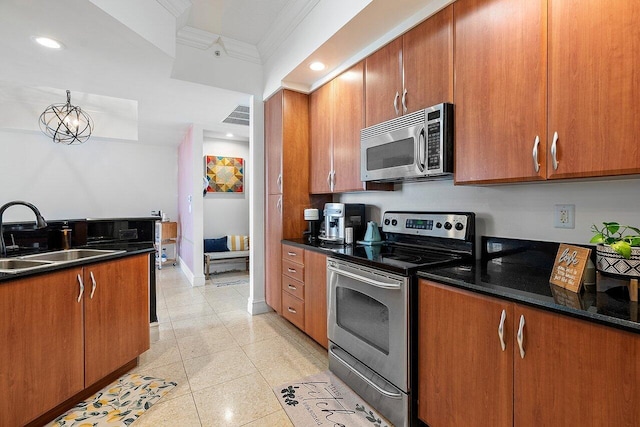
[0,130,177,222]
[338,177,640,254]
[202,138,250,239]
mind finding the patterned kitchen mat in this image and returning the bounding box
[208,271,250,287]
[274,371,392,427]
[47,373,176,426]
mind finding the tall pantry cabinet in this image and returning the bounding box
[264,89,328,314]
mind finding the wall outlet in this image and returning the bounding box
[554,204,575,229]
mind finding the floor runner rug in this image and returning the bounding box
[274,370,393,427]
[47,373,176,426]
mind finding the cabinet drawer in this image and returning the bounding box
[282,291,305,330]
[282,275,305,300]
[282,244,305,264]
[282,259,305,282]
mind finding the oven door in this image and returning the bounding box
[327,258,408,390]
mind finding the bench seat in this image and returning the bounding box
[204,250,249,279]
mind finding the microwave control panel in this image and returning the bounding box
[426,110,442,170]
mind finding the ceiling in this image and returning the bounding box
[0,0,446,147]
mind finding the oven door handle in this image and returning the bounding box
[328,265,402,290]
[329,345,403,399]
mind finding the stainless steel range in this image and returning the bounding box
[327,211,475,427]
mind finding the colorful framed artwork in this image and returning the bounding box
[205,156,244,193]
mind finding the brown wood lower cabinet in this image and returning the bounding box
[0,254,150,426]
[279,244,328,349]
[419,279,640,427]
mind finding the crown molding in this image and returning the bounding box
[220,37,261,64]
[156,0,191,18]
[257,0,319,62]
[177,25,220,50]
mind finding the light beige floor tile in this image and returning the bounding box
[177,325,239,360]
[134,393,201,427]
[233,284,250,298]
[192,374,281,427]
[130,360,191,401]
[243,409,293,427]
[155,308,172,324]
[286,327,329,362]
[226,317,288,346]
[199,285,243,299]
[258,352,326,387]
[183,348,258,392]
[241,335,311,370]
[217,309,259,327]
[164,292,209,309]
[171,314,224,339]
[138,338,183,370]
[167,302,216,322]
[264,313,300,336]
[207,295,248,314]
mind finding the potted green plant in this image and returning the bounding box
[590,222,640,277]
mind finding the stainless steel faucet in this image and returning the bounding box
[0,201,48,257]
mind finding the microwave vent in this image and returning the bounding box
[361,109,426,140]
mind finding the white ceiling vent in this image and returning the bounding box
[222,105,250,126]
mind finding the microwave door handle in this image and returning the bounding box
[417,127,426,172]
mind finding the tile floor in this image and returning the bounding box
[132,267,328,426]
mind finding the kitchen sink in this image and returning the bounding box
[0,259,55,274]
[20,249,124,262]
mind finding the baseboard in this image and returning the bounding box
[178,256,206,287]
[247,297,271,315]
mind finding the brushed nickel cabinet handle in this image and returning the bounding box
[551,131,559,170]
[287,251,296,256]
[498,309,507,351]
[276,173,282,191]
[517,314,526,359]
[90,271,97,299]
[393,91,400,115]
[77,274,84,303]
[288,284,297,290]
[287,268,296,273]
[287,307,297,314]
[402,88,407,113]
[276,197,282,213]
[532,135,540,173]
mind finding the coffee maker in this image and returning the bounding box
[303,208,321,241]
[319,203,365,244]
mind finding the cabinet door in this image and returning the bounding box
[304,250,328,348]
[333,61,365,193]
[365,37,403,126]
[514,304,640,426]
[265,194,283,313]
[453,0,547,184]
[84,255,150,386]
[265,90,283,195]
[418,280,513,427]
[403,4,453,112]
[547,0,640,179]
[309,82,333,194]
[0,269,84,427]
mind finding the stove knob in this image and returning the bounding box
[455,222,464,231]
[391,219,398,226]
[384,218,391,226]
[436,222,442,229]
[444,222,453,230]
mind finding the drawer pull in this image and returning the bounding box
[287,268,296,273]
[287,251,296,256]
[498,309,506,351]
[287,307,297,314]
[532,135,540,173]
[551,131,559,170]
[288,284,297,290]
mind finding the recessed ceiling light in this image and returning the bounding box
[33,36,64,49]
[226,133,234,137]
[309,61,326,71]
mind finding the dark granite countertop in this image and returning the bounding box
[0,243,155,283]
[418,249,640,336]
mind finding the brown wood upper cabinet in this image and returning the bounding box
[310,62,368,193]
[365,5,453,127]
[454,0,640,184]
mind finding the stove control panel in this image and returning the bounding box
[382,212,471,240]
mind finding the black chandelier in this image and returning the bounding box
[39,90,93,144]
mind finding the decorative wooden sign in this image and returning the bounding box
[549,244,592,293]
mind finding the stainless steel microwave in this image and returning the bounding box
[360,103,453,183]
